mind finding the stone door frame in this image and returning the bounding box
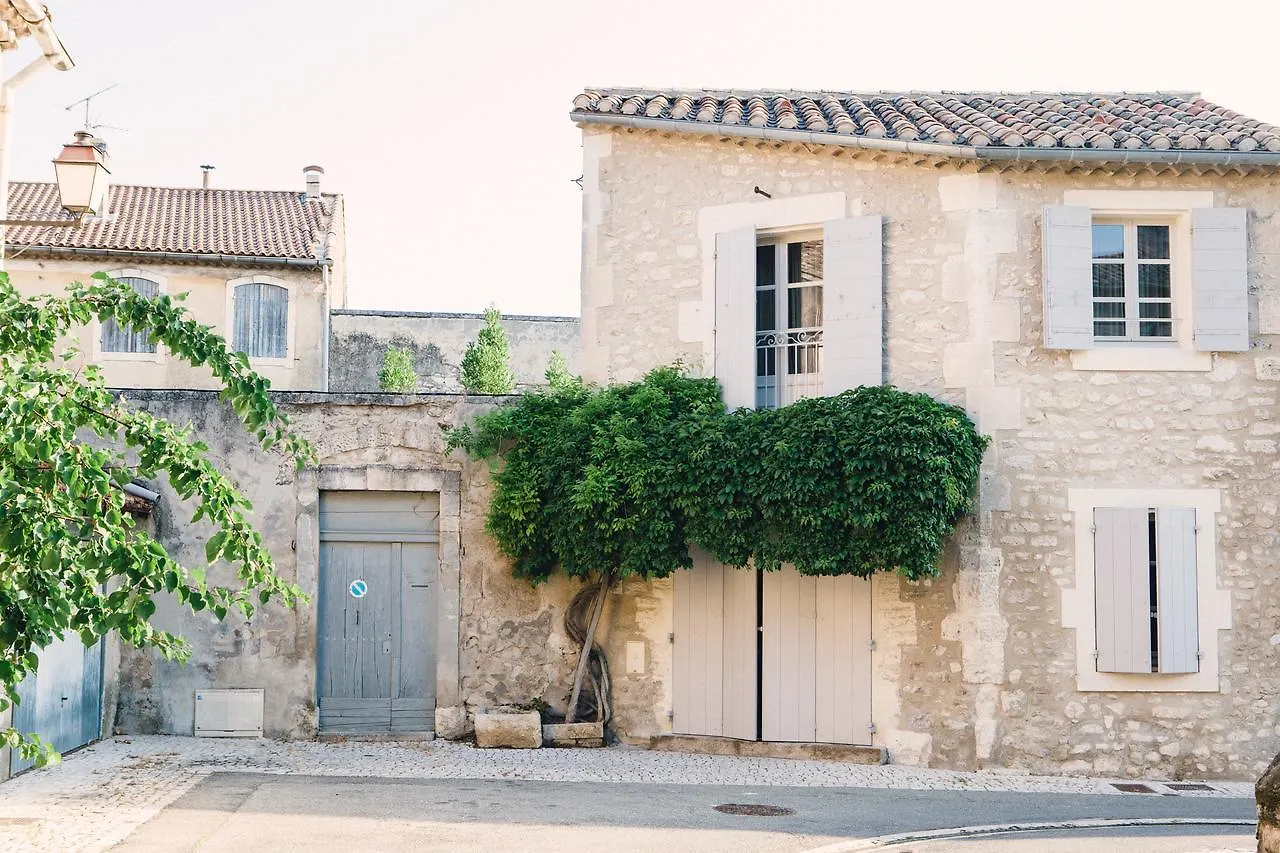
[297,465,462,716]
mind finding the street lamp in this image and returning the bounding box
[0,129,110,227]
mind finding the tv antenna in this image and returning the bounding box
[65,84,127,134]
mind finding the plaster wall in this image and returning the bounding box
[7,258,329,390]
[576,125,1280,777]
[328,310,580,393]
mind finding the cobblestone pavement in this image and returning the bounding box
[0,736,1257,853]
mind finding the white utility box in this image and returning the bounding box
[194,688,265,737]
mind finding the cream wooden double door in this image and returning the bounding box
[672,550,873,744]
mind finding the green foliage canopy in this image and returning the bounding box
[378,345,417,392]
[448,367,988,586]
[460,306,514,394]
[0,273,312,762]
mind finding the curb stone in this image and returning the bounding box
[799,817,1258,852]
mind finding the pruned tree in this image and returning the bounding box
[0,273,312,763]
[459,306,514,394]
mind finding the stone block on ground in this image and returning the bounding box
[473,707,542,749]
[542,721,605,748]
[1258,752,1280,852]
[434,705,472,740]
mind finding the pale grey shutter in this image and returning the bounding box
[101,277,159,353]
[1093,507,1153,673]
[822,215,883,393]
[714,227,757,409]
[233,283,289,358]
[1042,205,1094,349]
[1156,508,1199,674]
[1192,207,1249,352]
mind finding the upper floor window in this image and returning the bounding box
[755,236,824,409]
[1091,221,1173,341]
[101,276,160,354]
[232,281,288,359]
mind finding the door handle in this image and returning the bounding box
[382,639,391,655]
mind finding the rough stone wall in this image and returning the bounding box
[113,391,589,739]
[6,257,330,391]
[329,310,580,393]
[577,125,1280,777]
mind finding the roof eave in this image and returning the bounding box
[5,244,334,268]
[572,112,1280,169]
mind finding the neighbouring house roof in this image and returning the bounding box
[571,89,1280,167]
[5,183,342,265]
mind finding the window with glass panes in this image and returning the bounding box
[1091,221,1173,340]
[755,237,823,409]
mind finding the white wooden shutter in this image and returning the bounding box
[1042,205,1094,350]
[714,227,757,409]
[1156,508,1199,674]
[1192,207,1249,352]
[1093,507,1153,673]
[822,215,883,393]
[101,277,159,353]
[671,550,757,739]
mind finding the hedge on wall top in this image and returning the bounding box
[448,368,988,584]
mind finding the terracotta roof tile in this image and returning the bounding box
[5,182,340,260]
[572,88,1280,162]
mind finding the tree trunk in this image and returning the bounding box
[565,575,611,724]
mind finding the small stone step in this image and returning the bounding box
[646,734,886,764]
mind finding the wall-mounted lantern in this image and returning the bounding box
[0,130,111,227]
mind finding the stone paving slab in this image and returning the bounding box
[0,736,1257,853]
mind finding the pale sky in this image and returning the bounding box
[7,0,1278,317]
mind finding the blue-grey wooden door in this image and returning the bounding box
[317,492,438,734]
[10,635,103,775]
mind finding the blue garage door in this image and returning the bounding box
[10,635,103,775]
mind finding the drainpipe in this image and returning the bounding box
[321,263,331,391]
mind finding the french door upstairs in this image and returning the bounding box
[755,234,824,410]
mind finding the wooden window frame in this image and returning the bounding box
[754,227,824,410]
[1091,218,1176,343]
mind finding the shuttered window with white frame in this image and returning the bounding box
[100,276,160,354]
[714,215,883,411]
[1042,204,1249,353]
[1093,506,1199,674]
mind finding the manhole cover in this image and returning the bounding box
[1112,783,1157,794]
[714,803,794,817]
[1166,782,1215,792]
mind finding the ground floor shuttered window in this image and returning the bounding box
[1093,506,1199,674]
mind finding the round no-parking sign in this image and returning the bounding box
[349,579,368,599]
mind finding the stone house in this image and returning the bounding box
[562,88,1280,779]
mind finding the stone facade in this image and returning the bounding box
[574,124,1280,778]
[113,390,596,741]
[328,309,580,393]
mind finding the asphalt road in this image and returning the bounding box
[110,773,1257,853]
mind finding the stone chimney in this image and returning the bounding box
[200,165,215,189]
[303,165,324,200]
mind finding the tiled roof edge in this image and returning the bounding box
[6,244,334,267]
[572,111,1280,167]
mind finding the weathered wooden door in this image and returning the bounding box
[10,635,102,775]
[672,559,872,745]
[317,491,438,733]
